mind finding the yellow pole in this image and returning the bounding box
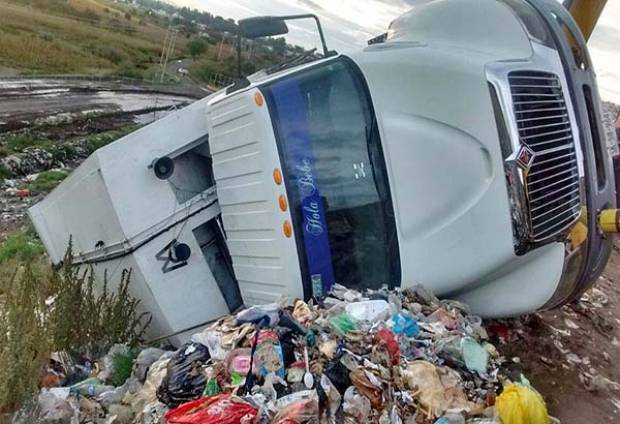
[566,0,608,41]
[599,209,620,234]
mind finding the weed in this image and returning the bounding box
[0,241,151,412]
[0,265,51,413]
[25,169,69,193]
[0,134,50,153]
[110,350,137,387]
[0,231,45,263]
[47,244,151,358]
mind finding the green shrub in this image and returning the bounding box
[188,39,207,59]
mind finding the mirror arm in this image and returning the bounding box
[237,33,242,78]
[276,14,332,57]
[235,13,336,79]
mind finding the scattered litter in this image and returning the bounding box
[563,318,579,330]
[579,372,620,393]
[581,287,609,307]
[22,284,558,423]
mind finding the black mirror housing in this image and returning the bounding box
[238,16,289,38]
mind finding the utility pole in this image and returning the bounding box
[159,25,177,83]
[217,35,225,60]
[158,26,171,82]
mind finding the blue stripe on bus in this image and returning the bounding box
[269,78,335,295]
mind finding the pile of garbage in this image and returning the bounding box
[31,284,554,424]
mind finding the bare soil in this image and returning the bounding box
[492,241,620,423]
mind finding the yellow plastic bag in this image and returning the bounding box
[496,384,550,424]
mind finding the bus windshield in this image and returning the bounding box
[262,58,400,296]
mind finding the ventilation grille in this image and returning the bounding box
[509,70,581,241]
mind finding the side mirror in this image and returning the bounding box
[238,16,289,38]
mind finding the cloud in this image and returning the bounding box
[590,24,620,53]
[296,0,326,12]
[176,0,620,102]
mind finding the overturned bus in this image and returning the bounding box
[30,0,616,342]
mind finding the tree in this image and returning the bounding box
[188,39,207,59]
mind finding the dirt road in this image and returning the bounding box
[0,76,205,131]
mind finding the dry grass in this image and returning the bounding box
[0,0,181,74]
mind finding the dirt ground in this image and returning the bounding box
[491,241,620,423]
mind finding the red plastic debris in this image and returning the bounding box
[164,394,258,424]
[373,328,400,365]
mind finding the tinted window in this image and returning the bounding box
[263,58,400,296]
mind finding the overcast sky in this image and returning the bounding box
[172,0,620,103]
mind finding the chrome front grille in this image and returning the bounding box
[509,70,581,241]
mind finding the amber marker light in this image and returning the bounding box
[283,220,293,238]
[273,168,283,185]
[279,195,288,211]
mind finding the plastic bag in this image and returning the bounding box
[496,384,550,424]
[403,361,445,418]
[70,377,115,397]
[391,312,419,337]
[373,329,400,366]
[434,413,465,424]
[273,390,319,424]
[329,314,357,335]
[253,330,285,378]
[437,336,488,375]
[345,300,390,322]
[462,337,489,375]
[342,387,371,424]
[192,330,228,361]
[320,374,342,418]
[324,360,351,394]
[37,388,78,423]
[133,348,166,382]
[164,394,258,424]
[157,343,211,407]
[350,368,383,409]
[236,303,280,326]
